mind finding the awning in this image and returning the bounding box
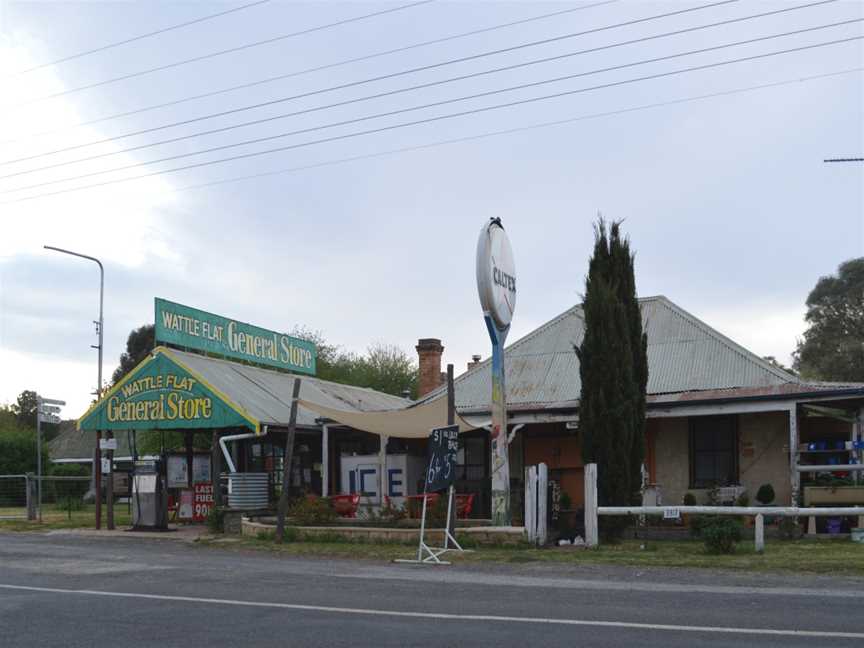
[299,397,478,438]
[77,346,475,439]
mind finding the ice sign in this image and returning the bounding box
[424,424,459,493]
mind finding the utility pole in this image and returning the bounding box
[44,246,105,528]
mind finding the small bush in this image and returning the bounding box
[256,530,276,542]
[206,507,225,533]
[735,493,749,508]
[366,499,407,527]
[559,492,573,510]
[288,496,337,526]
[756,484,775,505]
[682,492,697,506]
[777,517,802,540]
[702,518,742,554]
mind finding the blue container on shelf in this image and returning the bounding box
[817,441,828,451]
[826,518,843,535]
[834,440,846,450]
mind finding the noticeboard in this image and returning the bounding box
[424,425,459,493]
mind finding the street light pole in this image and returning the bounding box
[44,246,107,529]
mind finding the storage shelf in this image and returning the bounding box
[799,449,855,454]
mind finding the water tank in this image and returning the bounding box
[227,473,269,509]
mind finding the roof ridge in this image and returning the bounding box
[171,348,411,404]
[419,295,673,404]
[653,296,797,385]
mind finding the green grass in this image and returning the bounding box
[0,504,132,532]
[198,535,864,575]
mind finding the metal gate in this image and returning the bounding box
[0,475,31,520]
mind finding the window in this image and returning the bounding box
[689,416,738,488]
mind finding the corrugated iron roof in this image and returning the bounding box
[170,348,411,428]
[430,295,807,413]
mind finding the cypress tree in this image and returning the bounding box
[575,220,648,538]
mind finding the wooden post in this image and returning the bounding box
[525,466,536,544]
[446,364,456,538]
[788,405,800,505]
[94,432,102,529]
[537,462,548,545]
[276,379,301,543]
[378,435,388,508]
[755,513,765,553]
[584,462,598,547]
[106,431,115,530]
[211,430,222,508]
[321,424,329,497]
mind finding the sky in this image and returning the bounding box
[0,0,862,418]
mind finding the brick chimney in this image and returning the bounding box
[466,354,482,371]
[415,338,444,397]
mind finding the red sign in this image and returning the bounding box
[193,482,214,522]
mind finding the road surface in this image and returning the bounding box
[1,532,862,647]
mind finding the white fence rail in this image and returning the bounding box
[583,463,864,552]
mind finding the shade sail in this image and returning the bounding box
[299,396,478,438]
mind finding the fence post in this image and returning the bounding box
[537,463,548,546]
[755,513,765,553]
[584,463,598,548]
[25,473,36,521]
[525,466,536,544]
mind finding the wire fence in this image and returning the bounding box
[0,474,92,521]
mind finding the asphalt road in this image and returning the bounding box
[1,532,863,647]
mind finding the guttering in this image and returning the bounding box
[220,425,268,473]
[647,387,864,410]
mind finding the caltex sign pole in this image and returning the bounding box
[476,218,516,526]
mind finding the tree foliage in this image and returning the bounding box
[11,390,38,429]
[793,258,864,382]
[112,324,155,384]
[575,219,648,536]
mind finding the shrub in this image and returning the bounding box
[288,496,337,526]
[559,492,573,510]
[756,484,775,505]
[735,493,749,508]
[50,464,89,507]
[682,492,697,506]
[702,518,742,554]
[777,517,802,540]
[206,507,225,533]
[366,499,407,527]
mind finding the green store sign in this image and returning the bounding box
[154,298,316,375]
[78,349,258,432]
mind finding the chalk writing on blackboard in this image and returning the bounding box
[425,424,459,493]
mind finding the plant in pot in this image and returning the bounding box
[682,492,697,527]
[736,492,753,526]
[756,483,775,524]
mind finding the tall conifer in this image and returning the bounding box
[576,220,648,536]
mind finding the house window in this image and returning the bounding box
[689,416,738,488]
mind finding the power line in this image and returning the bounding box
[3,9,854,180]
[4,36,860,203]
[824,157,863,162]
[3,0,273,77]
[4,0,817,165]
[2,1,436,110]
[0,0,619,146]
[170,68,862,193]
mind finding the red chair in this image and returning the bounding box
[330,494,361,518]
[405,493,440,518]
[455,493,475,519]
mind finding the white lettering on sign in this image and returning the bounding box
[663,508,681,520]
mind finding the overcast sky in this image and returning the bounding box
[0,0,861,417]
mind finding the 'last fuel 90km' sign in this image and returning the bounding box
[425,425,459,493]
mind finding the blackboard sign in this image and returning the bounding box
[425,425,459,493]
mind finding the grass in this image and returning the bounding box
[198,534,864,575]
[0,504,132,532]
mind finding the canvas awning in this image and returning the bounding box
[299,397,478,438]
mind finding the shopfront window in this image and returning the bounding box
[689,415,738,488]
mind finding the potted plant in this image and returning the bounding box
[682,492,697,527]
[756,484,775,506]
